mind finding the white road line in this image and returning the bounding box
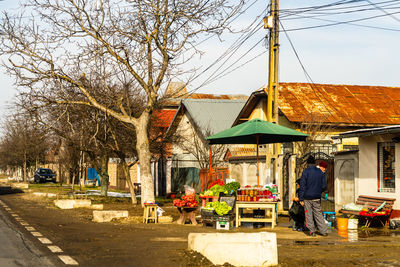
[19,222,29,226]
[48,245,63,253]
[38,238,52,244]
[58,255,79,265]
[31,232,43,237]
[25,226,36,231]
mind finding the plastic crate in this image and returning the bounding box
[214,213,234,222]
[201,208,216,222]
[216,220,230,230]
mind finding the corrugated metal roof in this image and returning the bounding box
[236,83,400,126]
[182,99,247,136]
[279,83,400,125]
[163,93,248,107]
[152,109,177,128]
[338,125,400,138]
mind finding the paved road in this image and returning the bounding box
[0,201,55,266]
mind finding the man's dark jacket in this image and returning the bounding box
[298,165,327,201]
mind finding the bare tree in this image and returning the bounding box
[0,111,49,181]
[294,112,335,176]
[169,122,227,170]
[0,0,244,204]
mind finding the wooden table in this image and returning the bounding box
[235,201,278,229]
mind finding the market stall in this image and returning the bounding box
[205,119,308,228]
[173,186,199,225]
[235,186,280,228]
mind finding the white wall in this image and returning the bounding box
[358,135,400,209]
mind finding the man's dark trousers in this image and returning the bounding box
[304,199,327,235]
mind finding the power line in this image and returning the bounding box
[365,0,400,23]
[282,13,400,32]
[279,20,336,117]
[282,10,400,31]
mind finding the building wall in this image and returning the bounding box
[334,151,358,213]
[358,135,400,210]
[108,161,139,191]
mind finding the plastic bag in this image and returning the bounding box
[342,203,363,211]
[184,185,195,196]
[157,206,165,217]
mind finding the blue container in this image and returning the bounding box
[323,211,336,228]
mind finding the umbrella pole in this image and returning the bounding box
[256,135,259,187]
[209,146,212,184]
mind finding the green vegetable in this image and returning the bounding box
[225,182,240,193]
[209,185,228,196]
[204,201,232,216]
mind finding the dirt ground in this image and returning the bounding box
[1,189,400,267]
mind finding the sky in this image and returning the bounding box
[1,0,400,116]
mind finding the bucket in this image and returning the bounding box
[336,217,348,231]
[348,218,358,229]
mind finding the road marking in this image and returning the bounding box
[0,204,78,265]
[38,237,52,244]
[31,231,43,237]
[48,245,63,253]
[58,255,79,265]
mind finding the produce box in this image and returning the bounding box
[214,213,234,222]
[201,208,216,222]
[216,220,230,230]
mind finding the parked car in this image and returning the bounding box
[34,168,56,183]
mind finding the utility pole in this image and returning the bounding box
[265,0,279,123]
[264,0,280,186]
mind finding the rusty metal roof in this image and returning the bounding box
[236,83,400,126]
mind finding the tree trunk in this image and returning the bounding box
[121,161,137,205]
[135,112,154,206]
[23,151,27,182]
[99,154,109,196]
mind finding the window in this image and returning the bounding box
[378,142,395,193]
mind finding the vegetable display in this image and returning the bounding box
[208,179,224,189]
[173,193,199,208]
[200,181,241,197]
[203,201,232,216]
[225,182,240,193]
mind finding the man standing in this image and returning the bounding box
[299,156,328,236]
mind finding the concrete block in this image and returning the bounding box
[12,183,29,189]
[54,199,92,209]
[158,216,173,223]
[92,210,129,222]
[89,204,104,210]
[188,232,278,267]
[33,192,47,197]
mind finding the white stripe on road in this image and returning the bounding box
[58,255,79,265]
[48,245,63,253]
[38,238,52,244]
[31,232,43,237]
[1,201,79,265]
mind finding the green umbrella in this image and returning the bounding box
[206,119,308,186]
